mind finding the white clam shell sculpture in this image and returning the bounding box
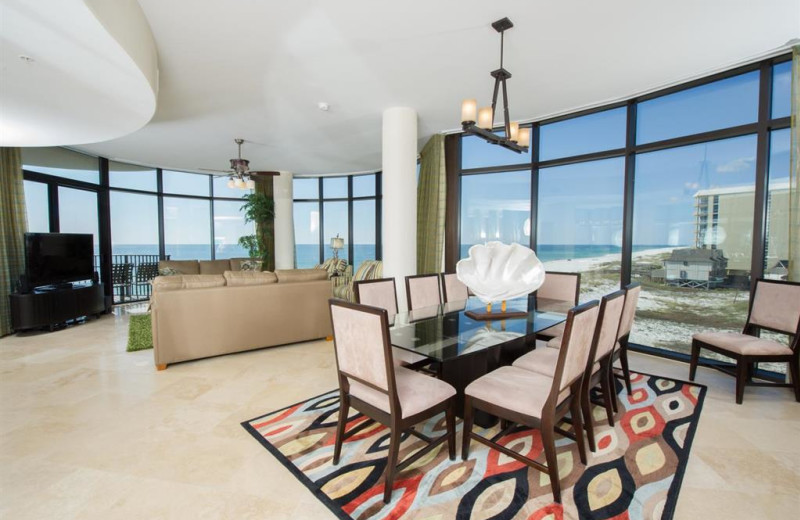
[456,242,546,304]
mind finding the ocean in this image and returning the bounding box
[109,243,672,267]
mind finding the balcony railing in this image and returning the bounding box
[95,254,166,304]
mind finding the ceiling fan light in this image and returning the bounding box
[234,178,245,188]
[246,179,255,189]
[227,178,235,188]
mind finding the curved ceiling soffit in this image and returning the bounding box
[0,0,158,147]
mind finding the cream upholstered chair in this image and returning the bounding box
[690,279,800,404]
[513,290,625,452]
[405,274,442,310]
[329,300,456,503]
[354,277,432,370]
[611,282,641,397]
[536,272,581,340]
[462,300,600,503]
[440,273,469,303]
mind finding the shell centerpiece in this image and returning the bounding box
[456,242,545,304]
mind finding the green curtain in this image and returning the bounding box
[416,134,446,274]
[0,148,27,337]
[790,46,800,282]
[254,176,276,272]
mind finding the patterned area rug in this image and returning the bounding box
[242,372,705,520]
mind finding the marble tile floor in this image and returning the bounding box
[1,308,798,519]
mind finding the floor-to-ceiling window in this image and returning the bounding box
[292,173,381,268]
[455,54,791,374]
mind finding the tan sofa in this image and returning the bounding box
[158,258,252,275]
[150,269,332,369]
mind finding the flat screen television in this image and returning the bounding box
[24,233,94,288]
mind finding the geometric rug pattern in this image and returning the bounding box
[242,372,705,520]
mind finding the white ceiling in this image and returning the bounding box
[5,0,800,175]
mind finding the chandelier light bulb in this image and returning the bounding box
[477,107,493,129]
[509,122,519,142]
[461,99,477,124]
[517,127,531,148]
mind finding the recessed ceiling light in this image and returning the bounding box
[18,55,35,63]
[317,102,330,112]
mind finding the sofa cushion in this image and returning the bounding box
[239,259,263,271]
[199,260,232,275]
[158,260,200,275]
[152,276,185,292]
[227,258,252,272]
[276,269,329,283]
[181,275,227,289]
[224,270,278,286]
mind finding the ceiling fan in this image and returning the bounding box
[200,138,278,189]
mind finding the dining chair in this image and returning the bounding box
[512,290,626,452]
[461,300,600,503]
[405,274,442,310]
[535,271,581,340]
[354,277,432,370]
[611,282,641,397]
[440,272,469,303]
[328,299,457,503]
[689,278,800,404]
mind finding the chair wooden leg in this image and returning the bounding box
[570,387,587,465]
[541,414,561,503]
[608,363,619,414]
[689,340,700,381]
[600,361,615,427]
[333,395,349,465]
[580,378,596,453]
[383,425,401,503]
[619,343,633,394]
[735,359,747,405]
[790,359,800,403]
[445,401,456,460]
[461,397,474,460]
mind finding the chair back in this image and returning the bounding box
[538,272,580,305]
[441,273,469,303]
[749,279,800,335]
[593,290,626,362]
[553,301,600,393]
[135,262,159,283]
[329,300,394,397]
[353,260,383,282]
[617,283,641,340]
[355,278,399,320]
[406,274,441,310]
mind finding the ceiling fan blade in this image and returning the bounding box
[198,168,233,174]
[250,171,280,176]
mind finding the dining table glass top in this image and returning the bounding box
[388,296,570,363]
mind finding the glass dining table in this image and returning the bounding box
[389,295,570,426]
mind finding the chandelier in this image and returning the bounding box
[460,18,530,153]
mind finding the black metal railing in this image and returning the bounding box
[95,254,165,304]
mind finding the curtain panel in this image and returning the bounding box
[790,46,800,282]
[0,148,27,337]
[416,134,446,274]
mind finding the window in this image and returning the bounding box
[630,135,757,358]
[636,71,759,144]
[352,200,376,267]
[110,192,159,257]
[323,201,349,263]
[323,177,347,198]
[537,158,624,297]
[353,174,376,197]
[771,60,791,119]
[461,132,532,170]
[22,147,99,183]
[163,197,211,260]
[294,202,320,268]
[109,161,157,191]
[539,107,626,161]
[23,180,49,232]
[162,170,210,196]
[213,199,252,259]
[460,170,531,258]
[765,129,790,273]
[58,187,100,277]
[293,178,318,199]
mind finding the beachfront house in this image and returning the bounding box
[1,2,798,519]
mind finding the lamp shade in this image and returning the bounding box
[330,237,344,250]
[509,121,519,142]
[461,99,477,124]
[477,107,493,129]
[517,127,531,147]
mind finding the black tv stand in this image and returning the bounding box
[10,283,107,332]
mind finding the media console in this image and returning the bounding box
[10,283,107,332]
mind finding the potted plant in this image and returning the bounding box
[238,192,275,270]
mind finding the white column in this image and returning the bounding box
[273,171,295,269]
[382,107,418,311]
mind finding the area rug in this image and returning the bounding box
[126,313,153,352]
[242,372,705,520]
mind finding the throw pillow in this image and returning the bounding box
[158,267,182,276]
[240,259,263,271]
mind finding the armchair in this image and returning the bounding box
[333,260,382,301]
